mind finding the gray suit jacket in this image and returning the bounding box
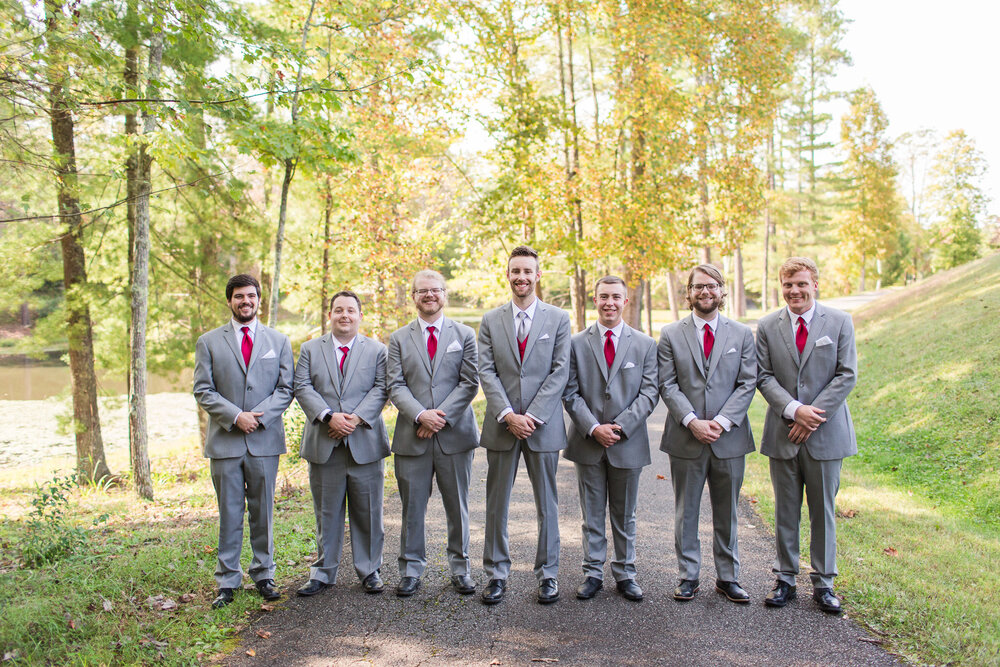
[294,333,390,466]
[387,317,480,456]
[194,322,294,459]
[478,300,571,453]
[658,314,757,460]
[756,303,858,461]
[563,324,658,468]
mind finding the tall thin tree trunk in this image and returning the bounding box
[763,130,774,309]
[645,278,653,336]
[321,175,333,334]
[666,271,680,322]
[733,245,745,318]
[46,0,111,484]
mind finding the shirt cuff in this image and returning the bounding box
[320,409,332,423]
[525,412,544,425]
[497,407,513,423]
[681,412,696,428]
[713,415,733,432]
[415,409,425,424]
[587,423,600,437]
[783,400,804,421]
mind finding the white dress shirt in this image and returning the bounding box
[497,299,542,424]
[587,320,625,436]
[680,313,733,432]
[782,302,817,420]
[414,315,445,423]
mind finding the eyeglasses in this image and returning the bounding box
[413,288,445,296]
[690,283,721,293]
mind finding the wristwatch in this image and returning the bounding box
[321,413,333,424]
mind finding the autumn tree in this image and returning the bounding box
[926,130,990,271]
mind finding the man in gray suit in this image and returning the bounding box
[658,264,757,604]
[293,290,390,596]
[479,246,571,605]
[563,276,658,602]
[757,257,858,614]
[194,274,294,609]
[387,270,480,597]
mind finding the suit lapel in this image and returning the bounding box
[521,302,549,364]
[587,324,609,382]
[222,323,246,373]
[246,324,264,372]
[431,317,453,377]
[777,309,800,368]
[681,316,707,379]
[320,334,342,397]
[799,304,828,367]
[408,321,431,375]
[607,325,632,383]
[707,317,731,380]
[342,335,364,391]
[498,303,519,366]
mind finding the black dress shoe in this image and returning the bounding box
[715,580,750,603]
[481,578,506,605]
[361,571,384,594]
[813,587,843,614]
[255,579,281,601]
[616,579,643,601]
[396,576,420,597]
[537,578,559,604]
[451,574,476,595]
[576,576,603,600]
[764,580,796,607]
[673,579,699,601]
[297,579,331,597]
[212,588,236,609]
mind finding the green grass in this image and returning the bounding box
[742,253,1000,666]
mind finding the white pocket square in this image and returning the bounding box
[446,340,462,353]
[538,333,550,340]
[623,361,636,369]
[815,336,834,347]
[725,347,737,354]
[262,349,277,359]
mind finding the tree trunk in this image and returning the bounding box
[622,268,641,328]
[645,278,653,336]
[666,271,680,322]
[733,245,745,318]
[321,174,333,334]
[46,0,111,484]
[763,130,775,309]
[128,27,162,501]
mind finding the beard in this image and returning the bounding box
[231,303,258,324]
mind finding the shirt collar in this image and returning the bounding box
[333,334,357,350]
[418,314,444,333]
[597,320,625,339]
[512,299,538,321]
[786,302,816,326]
[232,318,258,335]
[691,312,719,332]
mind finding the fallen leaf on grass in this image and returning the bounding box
[146,595,178,611]
[837,508,858,519]
[655,474,666,480]
[3,651,21,662]
[883,547,898,557]
[748,496,758,505]
[260,604,275,612]
[67,618,76,630]
[256,630,272,639]
[246,649,256,657]
[858,637,884,644]
[139,637,169,649]
[103,599,113,612]
[179,593,195,603]
[490,660,501,666]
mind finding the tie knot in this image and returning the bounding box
[605,330,614,340]
[339,346,349,354]
[241,326,249,334]
[798,317,806,327]
[427,325,435,335]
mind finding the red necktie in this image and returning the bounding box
[796,317,807,354]
[427,325,437,360]
[604,330,615,368]
[241,326,252,367]
[338,346,349,373]
[703,324,714,360]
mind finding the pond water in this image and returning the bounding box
[0,356,192,400]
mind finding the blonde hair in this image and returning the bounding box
[778,257,819,282]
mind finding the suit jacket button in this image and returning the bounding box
[605,393,611,399]
[247,386,253,391]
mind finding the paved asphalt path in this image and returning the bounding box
[226,402,898,666]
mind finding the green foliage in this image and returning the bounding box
[927,130,989,271]
[17,476,108,568]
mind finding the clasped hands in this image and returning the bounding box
[688,418,723,445]
[789,404,826,444]
[416,409,447,439]
[236,411,264,434]
[327,412,362,439]
[503,412,538,440]
[592,423,622,448]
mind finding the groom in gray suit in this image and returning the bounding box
[294,290,390,596]
[757,257,858,614]
[657,264,756,604]
[479,246,571,605]
[194,274,294,609]
[387,270,480,597]
[563,276,658,602]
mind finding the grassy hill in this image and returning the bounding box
[742,252,1000,666]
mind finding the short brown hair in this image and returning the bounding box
[778,257,819,282]
[508,245,539,269]
[329,290,362,312]
[226,274,261,300]
[594,275,627,294]
[685,264,727,310]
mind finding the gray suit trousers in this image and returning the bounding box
[769,448,842,588]
[575,458,642,582]
[483,442,560,581]
[308,445,385,584]
[210,453,279,588]
[669,449,744,582]
[395,444,474,578]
